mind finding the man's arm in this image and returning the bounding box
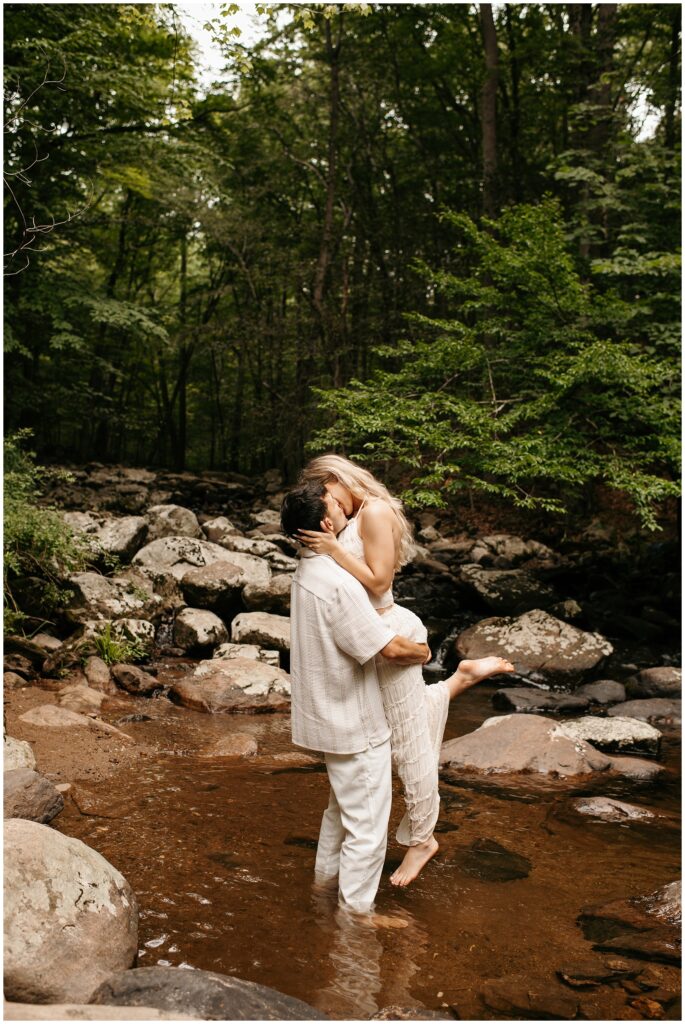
[380,635,431,666]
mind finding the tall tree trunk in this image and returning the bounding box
[665,5,681,152]
[176,230,188,471]
[480,3,499,218]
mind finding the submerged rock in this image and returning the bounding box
[202,733,259,759]
[88,965,326,1020]
[570,797,655,823]
[481,976,579,1019]
[4,819,138,1003]
[556,716,662,757]
[3,770,64,823]
[456,609,612,689]
[579,881,681,965]
[450,838,531,882]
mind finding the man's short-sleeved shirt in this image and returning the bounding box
[290,551,397,754]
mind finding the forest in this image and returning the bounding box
[4,2,681,526]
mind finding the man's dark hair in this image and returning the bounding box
[281,482,327,538]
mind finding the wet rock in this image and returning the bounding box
[213,643,280,667]
[5,671,28,690]
[556,716,662,757]
[481,976,579,1019]
[459,565,557,614]
[571,797,655,823]
[604,755,665,782]
[575,680,627,705]
[371,1009,452,1020]
[170,658,290,714]
[231,611,290,652]
[173,608,229,651]
[557,960,638,988]
[456,609,612,689]
[202,515,241,543]
[492,687,590,714]
[4,818,138,1003]
[84,655,115,693]
[203,733,259,758]
[4,1005,201,1020]
[111,664,161,697]
[451,838,531,882]
[242,573,293,616]
[132,536,270,592]
[579,881,681,966]
[607,699,681,727]
[439,714,611,778]
[4,769,64,823]
[64,571,163,625]
[59,684,107,716]
[145,504,203,541]
[180,561,246,616]
[88,965,326,1019]
[4,737,36,772]
[631,667,681,700]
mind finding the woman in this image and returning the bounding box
[297,454,514,887]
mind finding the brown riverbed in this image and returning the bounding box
[7,670,681,1021]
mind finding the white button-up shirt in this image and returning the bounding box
[290,550,397,754]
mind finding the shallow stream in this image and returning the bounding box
[55,673,681,1020]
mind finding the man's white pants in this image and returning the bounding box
[314,738,392,913]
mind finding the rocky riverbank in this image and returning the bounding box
[4,462,681,1020]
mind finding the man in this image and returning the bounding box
[280,482,430,914]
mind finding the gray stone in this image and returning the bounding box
[4,769,64,823]
[492,687,590,714]
[219,534,284,559]
[252,508,282,527]
[556,716,662,757]
[263,550,298,573]
[460,564,557,614]
[231,611,290,652]
[4,819,138,1003]
[604,755,665,782]
[575,680,627,705]
[92,516,149,561]
[4,737,37,772]
[456,609,613,688]
[171,658,290,714]
[607,699,681,727]
[471,533,561,568]
[632,667,681,699]
[571,797,655,823]
[213,643,280,667]
[242,573,293,615]
[173,608,229,651]
[202,515,241,543]
[89,965,326,1019]
[111,664,161,697]
[145,504,203,541]
[439,714,611,777]
[180,560,246,615]
[30,632,63,654]
[133,537,270,592]
[64,571,163,625]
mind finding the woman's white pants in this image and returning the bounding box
[315,737,392,913]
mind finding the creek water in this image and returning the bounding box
[55,666,681,1021]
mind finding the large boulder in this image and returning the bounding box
[170,658,290,714]
[173,608,229,651]
[132,537,270,593]
[459,565,557,615]
[231,611,290,652]
[4,770,64,823]
[439,714,611,778]
[64,571,163,625]
[3,819,138,1003]
[93,517,149,561]
[180,561,247,617]
[630,666,681,699]
[4,737,37,772]
[89,965,326,1020]
[456,609,613,689]
[144,504,203,541]
[242,573,293,615]
[556,716,662,757]
[607,699,681,727]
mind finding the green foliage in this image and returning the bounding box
[88,621,148,666]
[3,429,92,632]
[309,199,680,529]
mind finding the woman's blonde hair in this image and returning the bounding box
[298,453,415,569]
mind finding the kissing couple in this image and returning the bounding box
[280,454,514,916]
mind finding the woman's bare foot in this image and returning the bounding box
[445,656,515,699]
[390,836,439,888]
